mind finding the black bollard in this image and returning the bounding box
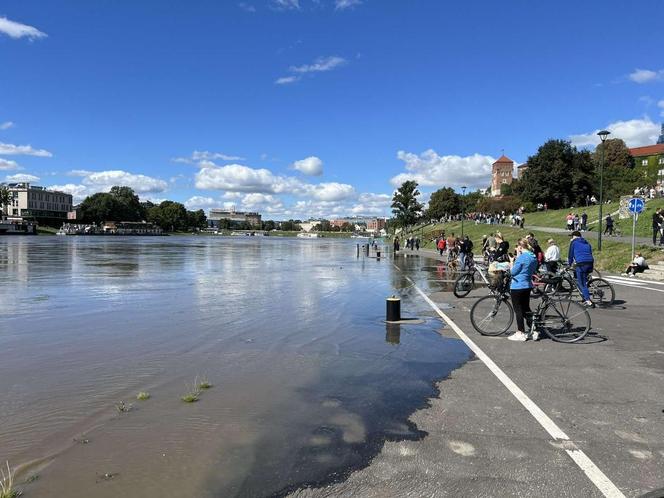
[376,250,381,259]
[356,243,360,258]
[386,296,401,322]
[365,244,370,256]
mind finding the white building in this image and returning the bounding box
[1,183,73,221]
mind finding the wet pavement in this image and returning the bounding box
[291,250,664,498]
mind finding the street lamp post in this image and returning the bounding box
[597,130,611,251]
[461,185,467,238]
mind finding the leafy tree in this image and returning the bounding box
[147,201,188,231]
[186,209,207,229]
[80,192,122,223]
[477,195,522,214]
[500,183,513,196]
[427,187,460,219]
[340,222,354,232]
[263,220,276,231]
[517,140,594,209]
[593,139,641,200]
[109,186,144,221]
[280,219,301,231]
[0,186,11,218]
[391,180,423,227]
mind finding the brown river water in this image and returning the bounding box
[0,236,470,497]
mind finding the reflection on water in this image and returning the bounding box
[0,236,471,497]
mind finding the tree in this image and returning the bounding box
[186,209,207,229]
[593,139,641,201]
[340,222,354,232]
[147,201,188,231]
[262,220,276,231]
[80,192,122,223]
[0,186,11,218]
[517,140,594,209]
[427,187,460,219]
[391,181,423,227]
[109,186,144,221]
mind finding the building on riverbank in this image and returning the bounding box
[208,208,262,228]
[1,182,73,224]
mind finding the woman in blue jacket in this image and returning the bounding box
[508,238,539,342]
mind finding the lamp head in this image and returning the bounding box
[597,130,611,143]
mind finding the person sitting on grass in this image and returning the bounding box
[623,253,648,276]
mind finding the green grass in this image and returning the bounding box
[197,377,213,390]
[409,220,664,274]
[136,391,151,401]
[1,461,20,498]
[181,391,200,403]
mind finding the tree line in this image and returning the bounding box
[79,186,206,232]
[391,138,646,226]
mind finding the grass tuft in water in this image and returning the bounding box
[198,376,213,390]
[115,400,133,413]
[136,391,151,401]
[181,378,202,403]
[0,461,21,498]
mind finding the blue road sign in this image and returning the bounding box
[628,197,645,214]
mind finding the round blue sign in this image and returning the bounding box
[628,198,645,214]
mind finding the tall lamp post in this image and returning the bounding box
[597,130,611,251]
[461,185,467,237]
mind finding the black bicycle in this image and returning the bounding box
[555,264,615,306]
[470,276,591,343]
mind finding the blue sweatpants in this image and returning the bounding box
[576,264,593,301]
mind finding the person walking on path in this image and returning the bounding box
[437,237,446,256]
[653,209,663,246]
[604,215,614,236]
[508,238,539,342]
[393,236,400,253]
[581,212,588,232]
[568,230,595,308]
[415,237,420,251]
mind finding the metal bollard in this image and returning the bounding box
[386,296,401,322]
[356,243,360,258]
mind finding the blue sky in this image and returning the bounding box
[1,0,663,219]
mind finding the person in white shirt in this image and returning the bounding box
[623,253,648,276]
[544,238,560,273]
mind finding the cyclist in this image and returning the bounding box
[494,232,509,262]
[508,238,539,342]
[459,235,474,270]
[568,230,595,308]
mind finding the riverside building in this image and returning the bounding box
[1,182,73,222]
[208,208,262,228]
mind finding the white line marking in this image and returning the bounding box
[399,271,625,498]
[605,275,664,286]
[604,278,664,293]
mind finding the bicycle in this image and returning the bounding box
[470,276,591,343]
[453,260,490,298]
[556,263,615,306]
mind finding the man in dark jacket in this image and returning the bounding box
[653,209,662,246]
[568,231,595,307]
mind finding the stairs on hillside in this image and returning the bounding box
[636,260,664,282]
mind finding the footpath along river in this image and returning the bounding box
[0,236,471,497]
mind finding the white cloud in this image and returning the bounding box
[0,121,15,130]
[82,170,168,193]
[5,173,39,183]
[184,196,221,211]
[172,150,244,164]
[0,142,53,157]
[275,75,300,85]
[569,118,661,148]
[390,150,496,190]
[195,164,300,193]
[0,16,47,40]
[47,170,168,203]
[629,68,664,84]
[272,0,300,9]
[0,158,20,170]
[291,156,323,176]
[306,182,355,201]
[48,184,88,200]
[239,2,257,12]
[291,56,346,74]
[335,0,363,10]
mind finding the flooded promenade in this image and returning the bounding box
[0,237,470,497]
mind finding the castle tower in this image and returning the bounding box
[491,155,514,197]
[657,123,664,145]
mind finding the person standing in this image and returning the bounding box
[581,212,588,232]
[494,232,510,262]
[437,236,446,256]
[393,236,400,253]
[544,238,560,273]
[415,237,420,251]
[604,215,614,236]
[508,239,539,342]
[652,209,662,246]
[568,231,595,308]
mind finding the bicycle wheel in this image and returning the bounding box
[453,272,475,298]
[555,274,575,299]
[588,277,615,306]
[591,268,602,278]
[540,299,590,343]
[470,295,514,336]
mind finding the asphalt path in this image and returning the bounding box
[291,251,664,498]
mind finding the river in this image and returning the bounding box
[0,236,471,497]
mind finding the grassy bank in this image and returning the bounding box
[406,220,664,274]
